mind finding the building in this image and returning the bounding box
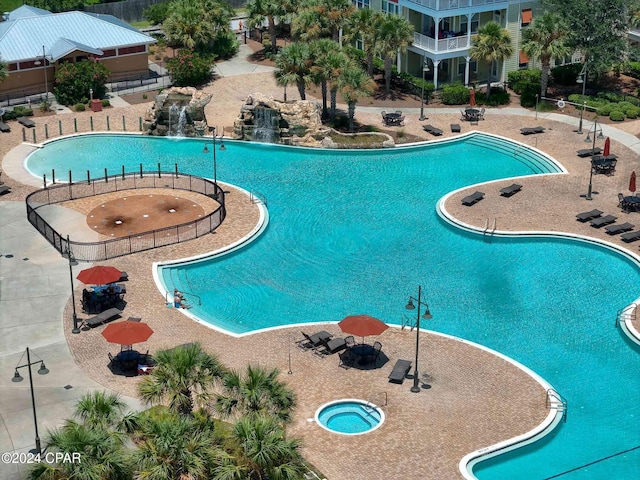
[0,5,156,99]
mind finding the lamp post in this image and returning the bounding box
[11,348,50,454]
[419,60,430,121]
[581,118,604,201]
[576,61,587,134]
[33,45,50,103]
[64,235,80,334]
[404,285,432,393]
[202,126,226,199]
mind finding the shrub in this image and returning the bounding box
[626,108,639,119]
[101,99,110,107]
[551,63,583,86]
[507,69,541,94]
[2,106,34,120]
[40,100,51,112]
[210,30,239,60]
[617,101,636,115]
[609,110,625,121]
[519,81,540,107]
[623,61,640,79]
[144,2,170,25]
[441,83,469,105]
[568,94,588,104]
[477,87,510,106]
[596,103,614,116]
[75,103,86,111]
[166,50,213,87]
[597,91,623,103]
[53,59,110,106]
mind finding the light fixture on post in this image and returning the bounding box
[576,61,587,134]
[419,59,430,121]
[581,118,604,201]
[64,235,80,334]
[11,348,49,454]
[404,285,432,393]
[33,45,52,104]
[202,126,225,200]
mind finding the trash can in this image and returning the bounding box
[91,99,102,112]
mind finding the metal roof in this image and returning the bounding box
[5,5,52,20]
[50,38,104,62]
[0,9,155,63]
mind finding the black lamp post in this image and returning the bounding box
[33,45,51,103]
[64,235,80,334]
[576,61,587,134]
[419,60,430,121]
[202,126,226,199]
[12,348,49,454]
[581,118,604,201]
[405,285,432,393]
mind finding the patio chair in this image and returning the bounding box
[84,307,122,328]
[338,349,355,369]
[478,108,486,120]
[366,341,382,364]
[576,209,603,222]
[388,359,412,384]
[381,111,387,125]
[17,117,36,128]
[119,271,129,282]
[345,335,356,348]
[621,230,640,243]
[315,337,347,356]
[590,215,617,228]
[500,183,522,197]
[297,330,332,350]
[605,222,634,235]
[108,352,121,369]
[618,193,626,208]
[462,191,485,206]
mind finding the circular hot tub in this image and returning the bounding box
[315,399,385,435]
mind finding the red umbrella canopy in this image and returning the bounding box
[102,321,154,346]
[469,89,476,107]
[338,314,388,337]
[630,171,637,194]
[603,137,611,157]
[77,266,122,285]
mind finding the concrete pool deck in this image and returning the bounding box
[1,72,640,479]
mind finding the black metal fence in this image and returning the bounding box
[26,170,226,262]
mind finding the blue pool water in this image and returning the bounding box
[316,400,384,435]
[26,134,640,478]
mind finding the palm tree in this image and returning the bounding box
[327,53,353,122]
[73,391,129,430]
[274,42,313,100]
[338,64,377,131]
[375,13,414,95]
[309,39,343,118]
[212,415,306,480]
[246,0,293,55]
[214,365,296,423]
[138,343,225,416]
[470,21,514,97]
[343,7,382,75]
[163,0,214,50]
[292,0,354,42]
[521,12,573,97]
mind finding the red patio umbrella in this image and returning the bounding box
[102,320,154,347]
[630,171,637,194]
[603,137,611,157]
[77,266,122,285]
[469,89,476,107]
[338,314,388,342]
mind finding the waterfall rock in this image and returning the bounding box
[233,93,328,145]
[144,87,213,137]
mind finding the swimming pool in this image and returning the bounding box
[26,133,640,478]
[315,399,385,435]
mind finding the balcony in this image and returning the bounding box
[413,32,470,54]
[403,0,507,11]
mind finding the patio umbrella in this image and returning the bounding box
[77,266,122,285]
[338,314,388,343]
[102,320,154,347]
[469,89,476,107]
[603,137,611,157]
[630,171,637,194]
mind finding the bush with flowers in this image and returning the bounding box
[53,59,110,106]
[166,50,213,86]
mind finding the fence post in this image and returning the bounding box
[45,124,49,139]
[68,170,73,199]
[90,116,94,131]
[74,118,78,132]
[122,165,125,181]
[158,162,161,178]
[22,128,26,142]
[106,116,110,131]
[51,169,55,184]
[122,115,126,131]
[175,163,178,178]
[140,163,143,178]
[104,168,108,183]
[58,120,62,136]
[139,117,142,131]
[87,170,91,185]
[43,174,47,189]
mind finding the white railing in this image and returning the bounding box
[404,0,507,10]
[413,32,436,51]
[413,32,469,53]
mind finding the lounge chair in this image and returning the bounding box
[462,191,485,206]
[576,209,603,222]
[0,121,10,133]
[316,336,347,356]
[297,330,332,350]
[500,183,522,197]
[577,148,602,158]
[388,359,412,384]
[621,230,640,243]
[17,116,36,128]
[0,185,10,195]
[590,215,617,228]
[423,124,443,136]
[450,123,461,133]
[520,126,545,135]
[605,222,634,235]
[84,307,122,328]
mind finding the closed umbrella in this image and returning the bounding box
[603,137,611,157]
[630,171,637,194]
[338,314,388,344]
[469,89,476,107]
[77,266,122,285]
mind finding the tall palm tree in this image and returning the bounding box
[470,21,514,97]
[309,39,343,118]
[338,64,377,131]
[139,343,225,416]
[327,53,353,122]
[274,42,313,100]
[212,415,306,480]
[521,12,573,97]
[246,0,294,55]
[292,0,354,42]
[343,7,382,75]
[163,0,214,50]
[214,365,296,423]
[375,13,414,95]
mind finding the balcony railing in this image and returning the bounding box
[404,0,507,11]
[413,32,470,53]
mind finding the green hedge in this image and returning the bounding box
[609,110,625,121]
[441,83,469,105]
[507,69,541,94]
[551,63,583,86]
[477,87,511,106]
[623,61,640,79]
[2,106,33,121]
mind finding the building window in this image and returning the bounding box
[101,49,117,58]
[8,63,17,71]
[118,45,146,56]
[18,60,39,70]
[457,60,477,76]
[521,9,532,27]
[352,0,370,9]
[460,14,479,34]
[519,51,529,69]
[493,10,501,25]
[381,0,400,15]
[355,38,364,51]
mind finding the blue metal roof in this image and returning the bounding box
[0,9,155,63]
[50,38,104,62]
[6,5,52,20]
